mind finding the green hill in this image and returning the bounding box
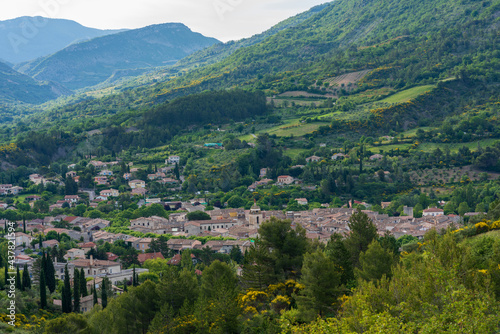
[0,61,71,105]
[46,0,499,116]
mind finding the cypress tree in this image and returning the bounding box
[101,278,108,309]
[132,266,137,286]
[80,268,88,297]
[73,269,80,312]
[23,218,26,234]
[93,280,98,306]
[40,267,47,309]
[16,267,22,290]
[62,264,72,313]
[45,253,56,293]
[22,264,31,289]
[39,234,42,249]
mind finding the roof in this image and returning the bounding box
[423,207,444,212]
[138,252,165,263]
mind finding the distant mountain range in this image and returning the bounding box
[15,23,220,90]
[0,60,70,104]
[0,17,124,64]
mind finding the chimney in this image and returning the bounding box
[90,255,94,266]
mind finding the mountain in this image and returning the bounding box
[48,0,499,115]
[0,60,71,104]
[16,23,220,90]
[0,17,123,64]
[114,3,331,87]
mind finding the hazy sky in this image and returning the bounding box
[0,0,329,41]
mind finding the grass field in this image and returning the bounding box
[418,139,499,153]
[239,119,329,141]
[283,148,308,159]
[380,85,436,104]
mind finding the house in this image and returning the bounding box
[9,186,23,195]
[88,161,107,169]
[64,195,81,203]
[42,239,59,249]
[99,170,113,176]
[138,252,164,264]
[106,252,119,261]
[26,195,41,202]
[100,189,119,197]
[306,155,321,163]
[167,253,198,265]
[166,239,202,253]
[71,256,121,278]
[167,155,181,165]
[29,174,43,184]
[131,188,147,196]
[94,176,108,185]
[369,154,384,161]
[138,238,153,252]
[129,180,146,189]
[423,208,444,217]
[15,232,34,247]
[277,175,294,186]
[78,242,97,253]
[260,168,267,178]
[66,171,77,178]
[64,248,86,260]
[80,295,101,313]
[332,153,347,160]
[296,198,308,205]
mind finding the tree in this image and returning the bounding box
[132,266,138,287]
[458,201,471,216]
[22,264,31,290]
[180,250,194,271]
[229,245,244,264]
[45,253,56,293]
[16,267,22,290]
[44,313,91,334]
[355,240,394,282]
[258,217,309,281]
[174,162,180,180]
[148,236,173,258]
[62,264,72,313]
[65,177,78,195]
[296,251,342,320]
[186,210,211,221]
[40,267,47,309]
[73,269,80,312]
[101,277,108,309]
[80,268,87,297]
[344,209,378,268]
[198,261,240,333]
[93,280,98,306]
[227,195,246,208]
[325,233,354,285]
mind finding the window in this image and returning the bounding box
[109,269,112,273]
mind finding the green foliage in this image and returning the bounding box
[296,251,342,320]
[186,211,211,221]
[44,313,92,334]
[344,209,378,268]
[355,240,395,282]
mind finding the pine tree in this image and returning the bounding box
[93,280,98,306]
[80,268,87,297]
[101,278,108,309]
[40,267,47,309]
[62,264,72,313]
[73,269,80,312]
[16,267,22,291]
[45,253,56,293]
[22,264,31,290]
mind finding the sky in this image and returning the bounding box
[0,0,329,42]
